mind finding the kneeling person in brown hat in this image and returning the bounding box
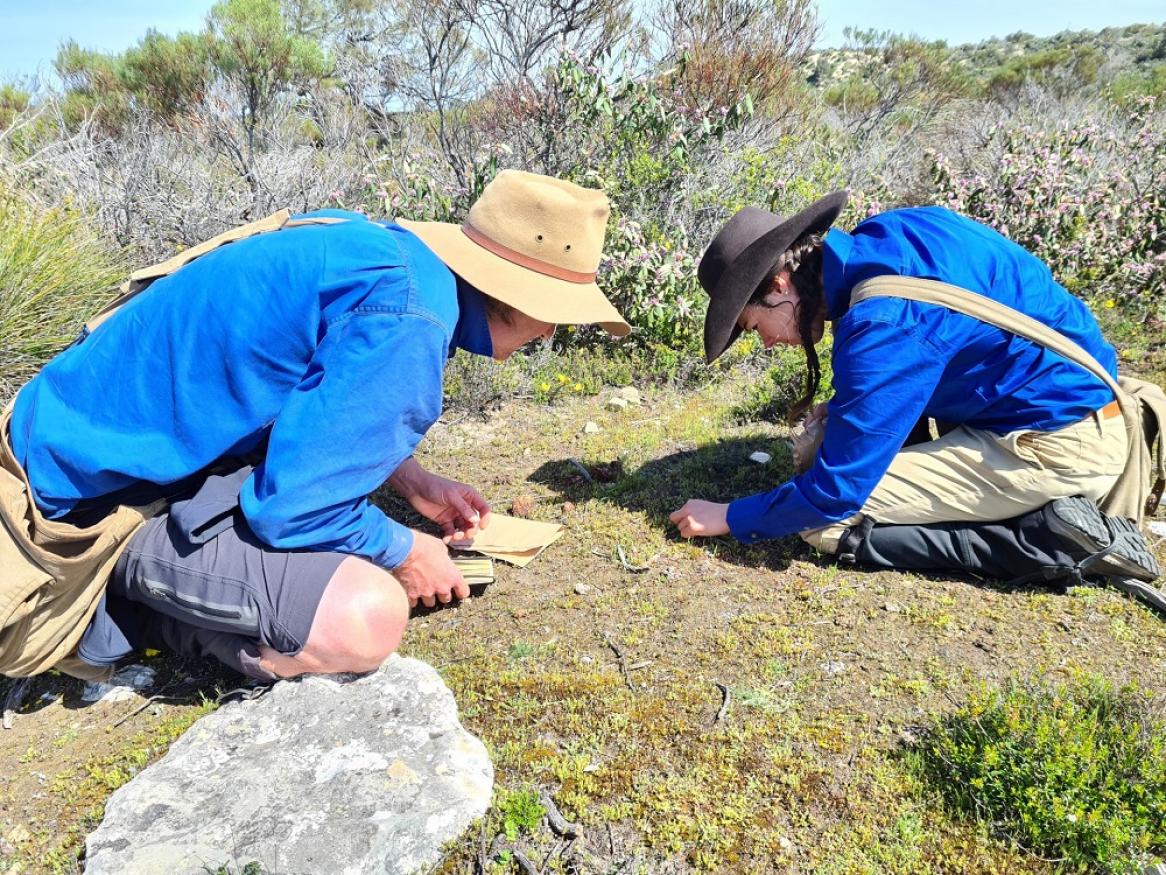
[4,170,628,682]
[669,193,1163,609]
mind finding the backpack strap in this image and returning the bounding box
[851,275,1163,518]
[1119,375,1166,514]
[84,210,349,334]
[851,275,1123,399]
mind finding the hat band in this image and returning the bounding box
[461,223,597,284]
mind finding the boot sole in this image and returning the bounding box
[1107,577,1166,615]
[1047,496,1160,583]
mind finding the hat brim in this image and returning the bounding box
[398,219,631,338]
[702,191,848,362]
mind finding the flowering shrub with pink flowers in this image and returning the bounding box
[929,97,1165,319]
[600,214,703,348]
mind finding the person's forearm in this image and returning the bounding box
[388,456,427,498]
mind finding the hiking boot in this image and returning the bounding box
[833,497,1163,612]
[1105,577,1166,614]
[1045,496,1160,583]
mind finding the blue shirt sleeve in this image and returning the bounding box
[238,311,449,568]
[727,313,950,542]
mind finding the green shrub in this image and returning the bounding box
[496,785,545,841]
[908,675,1166,873]
[731,336,836,423]
[0,182,126,400]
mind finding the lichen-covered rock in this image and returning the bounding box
[85,655,493,875]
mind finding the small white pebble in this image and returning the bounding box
[883,602,902,613]
[583,421,601,434]
[749,451,771,464]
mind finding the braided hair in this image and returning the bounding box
[747,233,825,423]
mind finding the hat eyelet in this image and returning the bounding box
[536,234,544,242]
[564,244,572,251]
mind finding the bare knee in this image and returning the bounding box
[270,556,409,676]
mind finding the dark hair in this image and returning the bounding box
[747,233,824,423]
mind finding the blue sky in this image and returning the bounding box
[1,1,216,82]
[1,0,1163,82]
[814,0,1164,46]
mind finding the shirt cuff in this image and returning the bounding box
[377,520,416,569]
[727,494,773,544]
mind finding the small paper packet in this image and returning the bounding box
[449,514,565,567]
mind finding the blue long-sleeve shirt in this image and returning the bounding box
[10,210,492,569]
[727,206,1118,543]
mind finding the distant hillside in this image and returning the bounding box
[805,21,1166,93]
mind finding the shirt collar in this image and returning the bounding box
[451,277,493,358]
[822,227,855,321]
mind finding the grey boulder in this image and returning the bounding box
[85,655,493,875]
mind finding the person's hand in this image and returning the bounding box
[390,458,492,542]
[804,401,829,429]
[392,530,470,608]
[669,500,730,538]
[792,401,829,474]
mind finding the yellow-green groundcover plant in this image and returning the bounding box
[909,674,1166,874]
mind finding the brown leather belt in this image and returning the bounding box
[1097,400,1121,420]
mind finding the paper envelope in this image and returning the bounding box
[449,514,564,567]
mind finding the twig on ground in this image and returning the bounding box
[558,837,577,865]
[512,848,541,875]
[607,822,615,856]
[540,789,581,839]
[3,678,32,730]
[567,458,593,483]
[713,681,731,725]
[477,832,505,874]
[437,412,471,428]
[626,660,653,672]
[539,839,562,872]
[474,819,490,875]
[602,633,635,691]
[111,693,185,728]
[109,677,254,728]
[215,685,270,705]
[615,545,652,573]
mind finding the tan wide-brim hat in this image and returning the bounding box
[399,170,630,337]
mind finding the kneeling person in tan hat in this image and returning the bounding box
[4,170,628,683]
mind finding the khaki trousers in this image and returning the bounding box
[803,409,1128,555]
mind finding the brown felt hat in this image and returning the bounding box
[399,170,630,337]
[698,191,848,362]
